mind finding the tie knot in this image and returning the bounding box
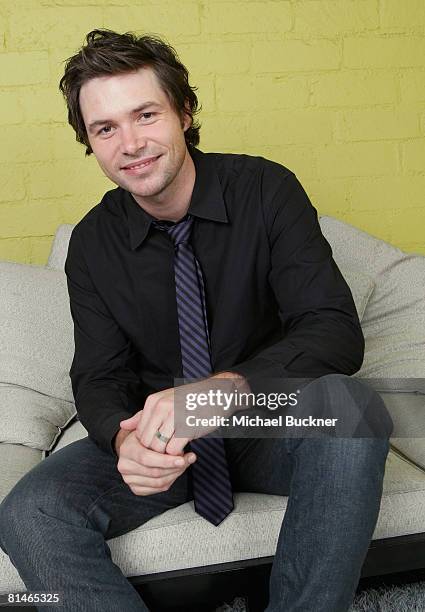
[152,215,194,246]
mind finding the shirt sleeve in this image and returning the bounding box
[229,171,365,387]
[64,227,139,456]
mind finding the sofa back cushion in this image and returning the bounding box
[0,262,76,451]
[47,224,74,271]
[320,216,425,380]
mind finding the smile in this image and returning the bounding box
[122,156,161,172]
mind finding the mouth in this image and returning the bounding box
[121,155,161,172]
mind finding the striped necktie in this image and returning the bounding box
[152,214,234,526]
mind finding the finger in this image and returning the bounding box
[138,445,195,469]
[134,401,158,444]
[137,401,174,451]
[117,459,184,478]
[146,419,175,454]
[123,471,183,489]
[130,485,171,496]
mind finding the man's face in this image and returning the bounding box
[79,67,191,204]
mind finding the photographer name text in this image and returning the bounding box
[186,414,339,428]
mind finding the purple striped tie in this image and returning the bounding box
[152,215,234,526]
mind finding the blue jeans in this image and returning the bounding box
[0,374,392,611]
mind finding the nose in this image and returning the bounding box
[120,124,146,156]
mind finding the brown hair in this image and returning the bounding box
[59,29,201,156]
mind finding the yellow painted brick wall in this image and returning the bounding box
[1,0,424,264]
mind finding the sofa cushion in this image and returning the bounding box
[0,262,76,451]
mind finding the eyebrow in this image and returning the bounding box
[87,101,163,132]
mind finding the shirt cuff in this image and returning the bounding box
[83,410,134,458]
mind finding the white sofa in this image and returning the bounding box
[1,216,425,609]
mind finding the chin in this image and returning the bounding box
[130,181,166,199]
[114,175,151,194]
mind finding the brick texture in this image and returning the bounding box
[0,0,424,263]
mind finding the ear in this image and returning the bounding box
[181,100,192,132]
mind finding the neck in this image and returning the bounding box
[130,147,195,222]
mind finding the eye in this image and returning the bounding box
[98,125,113,135]
[139,112,156,121]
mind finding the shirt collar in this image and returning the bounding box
[115,146,229,251]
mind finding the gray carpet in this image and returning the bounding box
[214,580,425,611]
[349,580,425,611]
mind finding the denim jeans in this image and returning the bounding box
[0,374,392,611]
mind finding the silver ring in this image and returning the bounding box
[155,430,170,443]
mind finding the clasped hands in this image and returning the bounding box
[116,372,246,496]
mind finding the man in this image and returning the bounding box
[0,29,392,612]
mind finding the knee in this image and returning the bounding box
[304,373,394,438]
[0,467,83,553]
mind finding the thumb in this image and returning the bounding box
[120,413,141,430]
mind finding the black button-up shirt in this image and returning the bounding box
[64,146,364,456]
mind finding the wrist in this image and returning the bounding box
[211,371,252,412]
[212,370,245,382]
